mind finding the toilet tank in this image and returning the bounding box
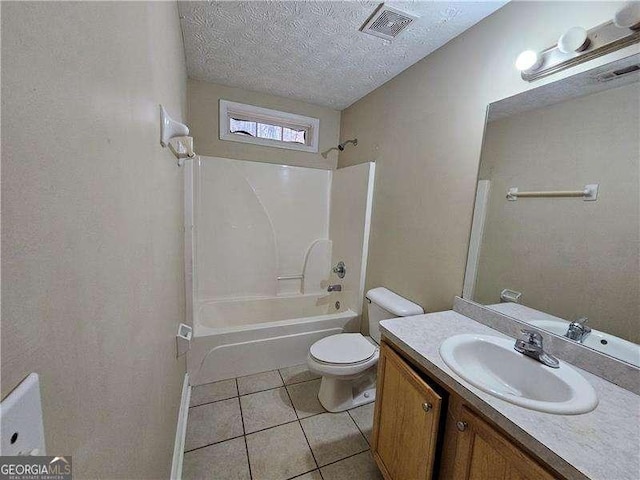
[366,287,424,343]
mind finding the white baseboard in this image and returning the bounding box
[171,373,191,480]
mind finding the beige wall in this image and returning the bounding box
[188,79,341,169]
[1,2,187,478]
[475,83,639,343]
[338,1,633,314]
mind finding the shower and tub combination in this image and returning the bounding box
[184,156,375,385]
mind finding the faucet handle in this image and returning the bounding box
[574,316,591,334]
[520,329,543,346]
[574,316,589,325]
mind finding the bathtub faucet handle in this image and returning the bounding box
[327,284,342,292]
[332,261,346,279]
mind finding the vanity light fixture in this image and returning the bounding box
[518,4,640,82]
[515,50,543,73]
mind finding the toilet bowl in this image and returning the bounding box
[307,287,423,412]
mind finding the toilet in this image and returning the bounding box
[307,287,423,412]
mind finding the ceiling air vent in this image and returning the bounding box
[361,4,419,41]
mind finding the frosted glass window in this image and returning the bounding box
[230,118,306,144]
[257,123,283,141]
[230,118,257,136]
[220,100,319,153]
[283,127,306,144]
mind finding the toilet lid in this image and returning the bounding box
[310,333,377,364]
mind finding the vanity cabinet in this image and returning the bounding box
[373,341,562,480]
[371,342,443,480]
[444,403,556,480]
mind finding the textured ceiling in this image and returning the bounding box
[178,1,507,109]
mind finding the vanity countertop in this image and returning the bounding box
[380,310,640,480]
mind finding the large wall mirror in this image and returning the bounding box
[464,53,639,368]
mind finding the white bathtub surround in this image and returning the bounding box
[302,239,333,294]
[193,156,331,299]
[188,295,358,385]
[329,162,376,315]
[185,157,376,383]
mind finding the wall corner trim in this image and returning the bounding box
[171,373,191,480]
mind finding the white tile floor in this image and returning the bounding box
[183,365,383,480]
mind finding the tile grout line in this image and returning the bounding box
[347,408,371,447]
[184,413,331,455]
[310,409,370,472]
[189,394,238,408]
[188,368,373,479]
[278,369,299,421]
[239,374,320,398]
[284,467,321,480]
[192,377,237,388]
[183,433,246,453]
[317,448,372,470]
[236,378,254,480]
[192,369,320,405]
[278,369,324,478]
[237,412,328,438]
[189,376,321,408]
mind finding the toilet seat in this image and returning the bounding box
[310,333,377,364]
[307,331,382,412]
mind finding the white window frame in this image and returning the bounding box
[219,100,320,153]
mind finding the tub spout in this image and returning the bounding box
[327,284,342,292]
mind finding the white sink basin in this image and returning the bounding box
[439,334,598,415]
[527,320,640,368]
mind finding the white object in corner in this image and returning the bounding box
[171,373,191,480]
[160,105,189,147]
[0,373,46,456]
[177,323,192,357]
[169,136,196,166]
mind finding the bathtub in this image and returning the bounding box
[187,294,360,385]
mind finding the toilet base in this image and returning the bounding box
[317,368,376,412]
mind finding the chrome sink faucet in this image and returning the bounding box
[514,330,559,368]
[565,317,591,343]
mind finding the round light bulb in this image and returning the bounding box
[515,50,542,72]
[558,27,589,54]
[614,2,640,30]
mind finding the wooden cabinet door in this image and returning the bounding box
[451,406,557,480]
[372,342,442,480]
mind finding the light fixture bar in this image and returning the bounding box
[522,20,640,82]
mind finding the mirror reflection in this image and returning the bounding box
[465,54,640,367]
